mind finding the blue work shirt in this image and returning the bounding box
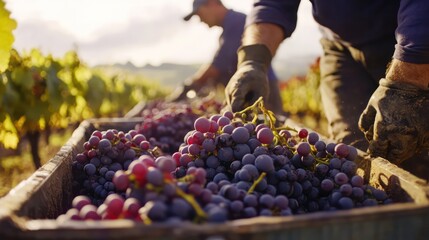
[247,0,429,64]
[212,10,277,84]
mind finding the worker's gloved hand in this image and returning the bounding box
[224,44,271,112]
[359,78,429,164]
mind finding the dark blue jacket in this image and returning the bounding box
[248,0,429,64]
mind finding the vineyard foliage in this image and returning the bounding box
[279,58,326,134]
[0,49,168,149]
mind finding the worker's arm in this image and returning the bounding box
[359,0,429,163]
[224,0,301,112]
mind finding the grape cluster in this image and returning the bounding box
[135,102,199,154]
[135,100,223,154]
[71,129,156,206]
[64,98,393,223]
[61,154,215,222]
[171,112,391,216]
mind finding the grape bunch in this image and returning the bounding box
[171,98,392,215]
[71,129,158,206]
[135,102,199,154]
[135,99,223,154]
[64,97,393,224]
[63,151,228,222]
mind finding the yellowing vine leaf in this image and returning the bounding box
[0,0,17,72]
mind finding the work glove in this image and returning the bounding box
[224,44,271,112]
[359,78,429,164]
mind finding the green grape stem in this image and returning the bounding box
[175,186,207,220]
[247,172,267,194]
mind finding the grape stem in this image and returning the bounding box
[235,97,297,147]
[247,172,267,194]
[174,186,207,220]
[177,174,195,183]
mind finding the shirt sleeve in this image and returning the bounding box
[246,0,301,39]
[211,35,239,74]
[393,0,429,64]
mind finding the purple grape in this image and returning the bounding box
[72,196,91,211]
[351,175,364,187]
[274,195,289,209]
[334,172,349,185]
[233,144,251,159]
[194,117,211,133]
[222,111,234,120]
[218,147,234,162]
[247,138,262,151]
[335,143,350,158]
[352,187,364,200]
[171,198,192,219]
[314,141,326,152]
[363,198,378,207]
[243,207,257,218]
[188,144,200,156]
[105,170,115,181]
[257,128,274,145]
[255,154,275,173]
[230,200,244,213]
[230,161,242,172]
[98,139,112,151]
[231,127,250,144]
[88,136,100,147]
[329,158,342,170]
[339,184,353,196]
[84,163,96,176]
[242,153,256,165]
[123,149,136,160]
[321,179,334,192]
[207,206,228,223]
[259,209,273,216]
[113,170,129,191]
[347,146,358,161]
[202,138,216,152]
[341,161,357,177]
[147,167,164,186]
[296,142,311,156]
[307,132,319,145]
[338,197,354,209]
[155,156,177,173]
[80,205,101,220]
[326,143,336,154]
[140,201,167,221]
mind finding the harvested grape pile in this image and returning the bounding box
[61,98,392,223]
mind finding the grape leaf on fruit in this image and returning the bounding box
[0,0,17,72]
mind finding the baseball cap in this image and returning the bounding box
[183,0,209,21]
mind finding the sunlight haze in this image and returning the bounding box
[5,0,322,67]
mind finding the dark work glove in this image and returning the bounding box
[224,44,272,112]
[359,78,429,164]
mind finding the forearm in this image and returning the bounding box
[386,59,429,89]
[242,23,285,56]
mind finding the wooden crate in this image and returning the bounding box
[1,118,428,240]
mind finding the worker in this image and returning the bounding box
[169,0,283,114]
[225,0,429,164]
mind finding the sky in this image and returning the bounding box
[5,0,322,67]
